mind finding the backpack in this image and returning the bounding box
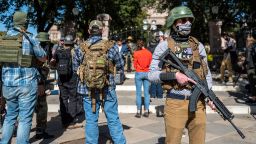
[78,39,115,112]
[56,47,72,76]
[78,39,115,89]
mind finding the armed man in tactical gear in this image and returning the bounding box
[52,35,83,129]
[34,32,54,139]
[148,6,215,144]
[73,20,126,144]
[0,11,47,143]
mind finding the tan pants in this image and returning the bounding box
[164,98,206,144]
[220,54,233,82]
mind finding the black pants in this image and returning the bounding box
[58,74,83,125]
[247,69,256,96]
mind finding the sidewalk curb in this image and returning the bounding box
[51,85,238,92]
[48,104,255,114]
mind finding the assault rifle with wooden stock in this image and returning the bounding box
[160,49,245,139]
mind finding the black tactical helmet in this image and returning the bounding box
[64,35,74,45]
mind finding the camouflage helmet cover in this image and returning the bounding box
[36,32,50,42]
[89,20,103,30]
[166,6,195,28]
[13,11,28,26]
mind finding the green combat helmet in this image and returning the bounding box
[166,6,195,28]
[36,32,50,42]
[13,11,28,28]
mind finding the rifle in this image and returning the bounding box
[160,49,245,139]
[233,73,241,87]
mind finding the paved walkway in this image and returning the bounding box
[3,72,256,143]
[6,113,256,144]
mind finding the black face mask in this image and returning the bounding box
[171,32,189,42]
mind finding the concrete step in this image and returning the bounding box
[47,103,255,114]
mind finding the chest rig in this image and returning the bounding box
[162,36,208,90]
[0,32,36,67]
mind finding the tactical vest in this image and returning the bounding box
[162,36,208,90]
[78,39,115,112]
[0,33,34,67]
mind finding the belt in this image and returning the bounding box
[166,93,190,100]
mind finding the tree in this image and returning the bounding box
[0,0,154,38]
[154,0,256,43]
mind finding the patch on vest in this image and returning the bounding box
[175,47,193,59]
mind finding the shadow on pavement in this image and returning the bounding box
[29,114,66,144]
[228,90,256,114]
[61,123,130,144]
[98,122,130,144]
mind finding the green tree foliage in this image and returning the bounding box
[2,0,255,42]
[157,0,256,42]
[0,0,153,38]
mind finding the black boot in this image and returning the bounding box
[143,110,149,118]
[135,110,141,118]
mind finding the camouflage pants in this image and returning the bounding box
[220,54,233,82]
[35,94,48,133]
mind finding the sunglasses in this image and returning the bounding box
[175,17,193,24]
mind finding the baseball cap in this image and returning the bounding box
[89,20,103,29]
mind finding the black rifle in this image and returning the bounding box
[160,49,245,139]
[233,73,241,87]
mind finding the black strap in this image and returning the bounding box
[13,27,35,55]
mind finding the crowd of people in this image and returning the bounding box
[0,4,255,144]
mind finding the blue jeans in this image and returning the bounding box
[83,89,126,144]
[135,72,150,110]
[150,82,163,98]
[1,83,37,144]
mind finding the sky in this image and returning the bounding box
[0,4,37,36]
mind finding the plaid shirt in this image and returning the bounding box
[73,36,124,95]
[2,28,46,86]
